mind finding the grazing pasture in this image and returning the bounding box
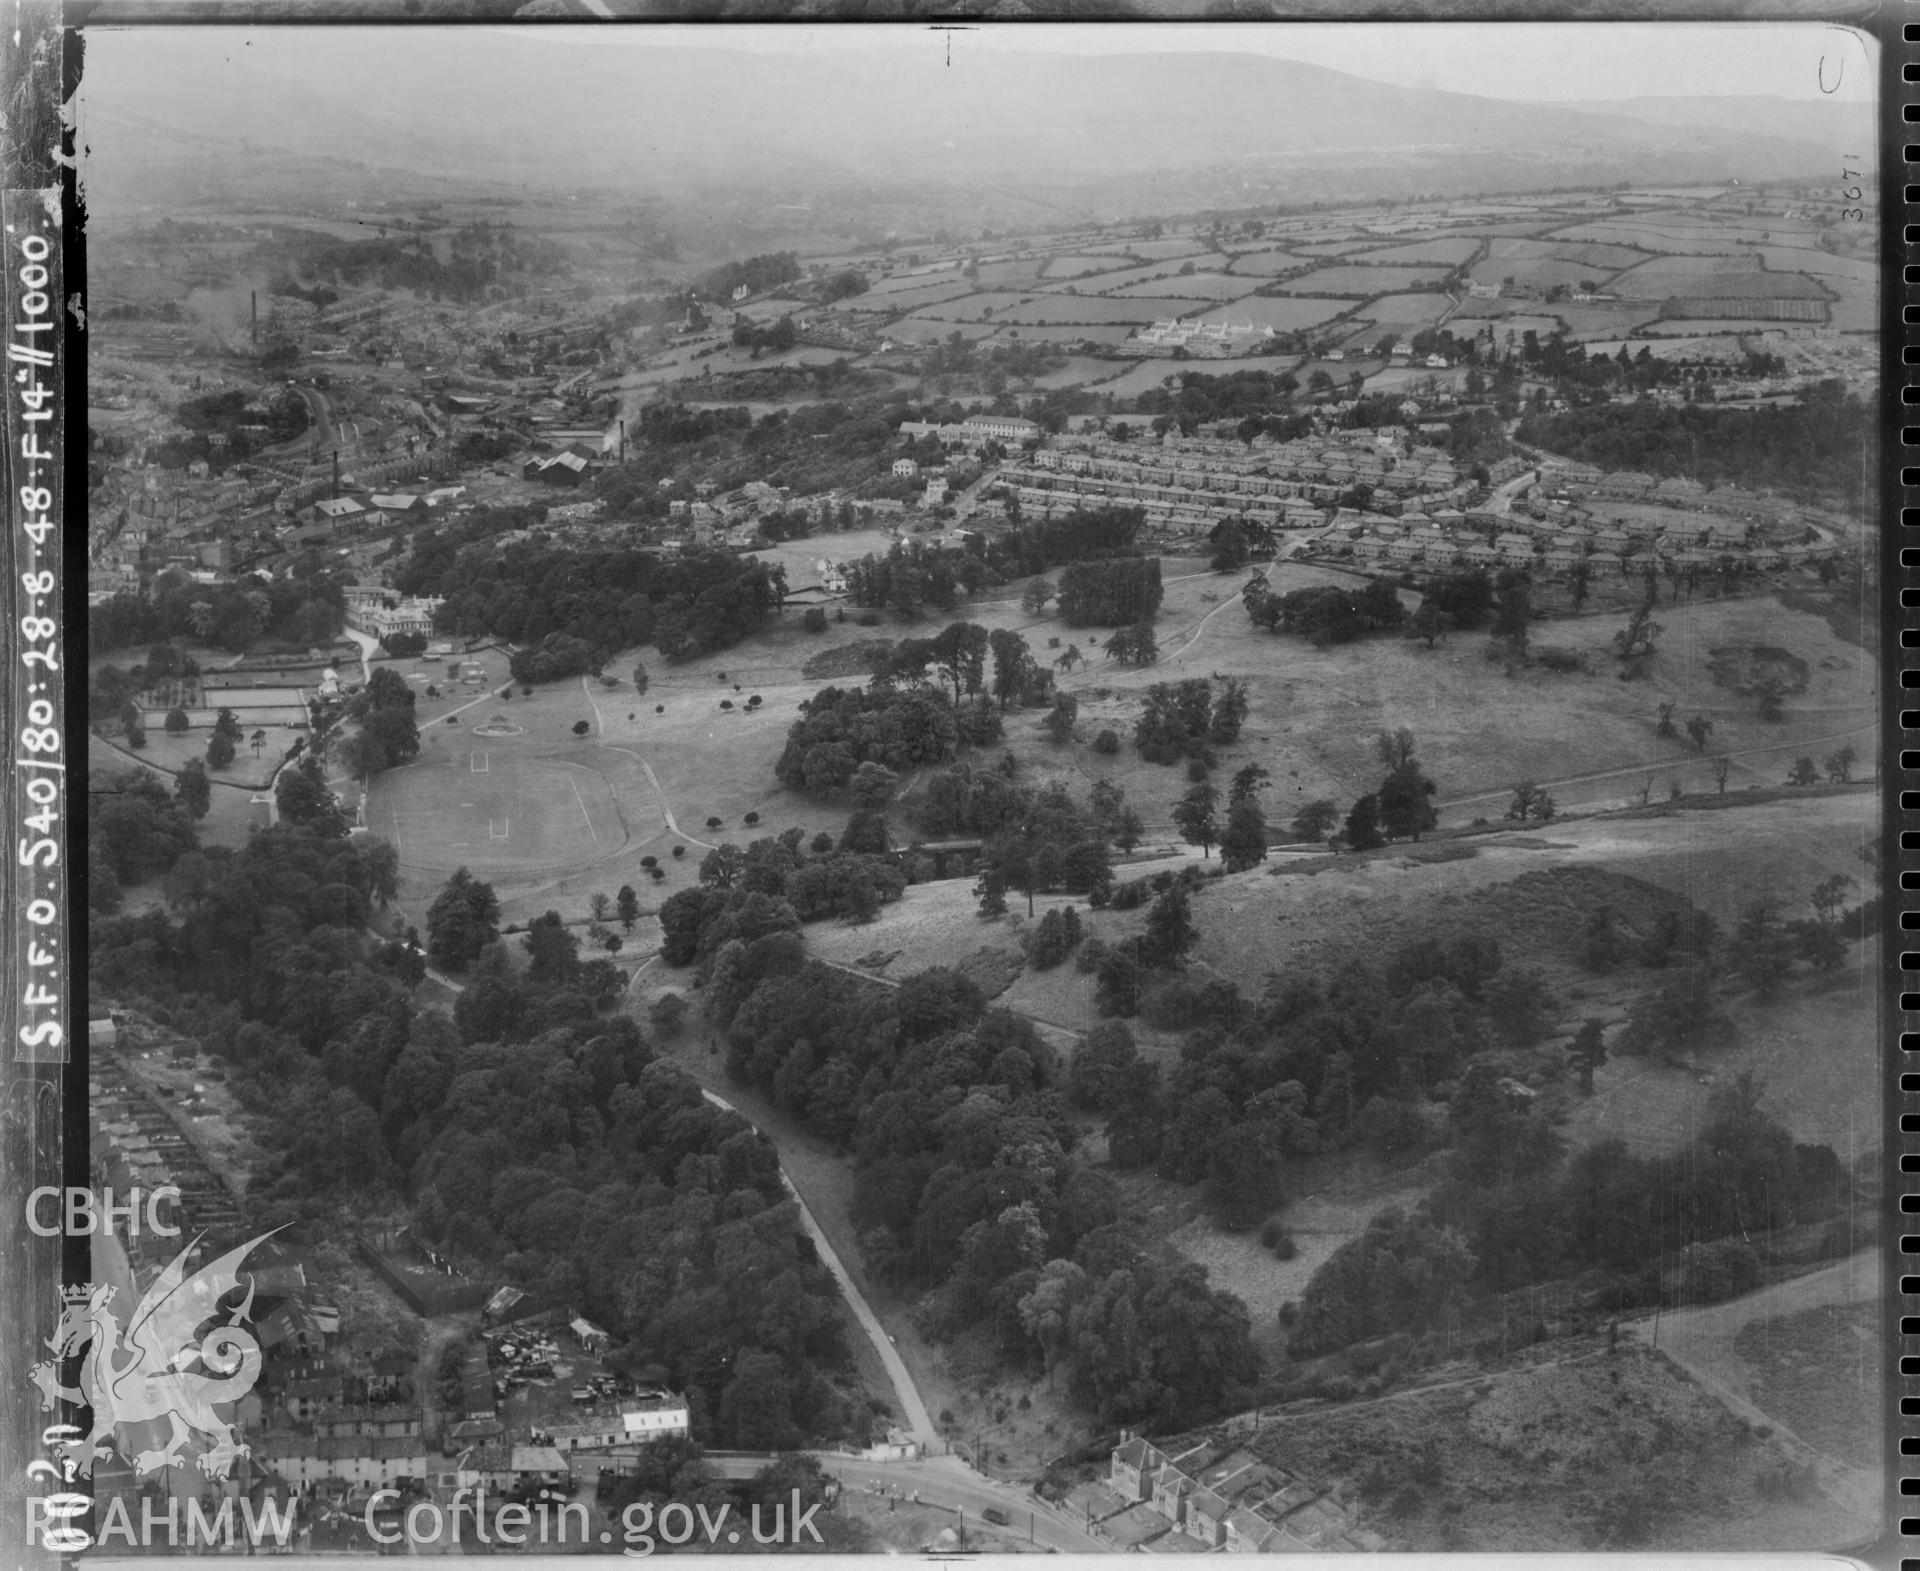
[1605,252,1763,295]
[973,257,1048,288]
[914,290,1041,321]
[867,268,965,295]
[1541,301,1663,339]
[1094,236,1217,260]
[1092,360,1185,399]
[1290,239,1371,255]
[1224,249,1316,275]
[1485,236,1652,270]
[1346,236,1480,266]
[1822,279,1876,332]
[1023,355,1132,389]
[1757,247,1875,284]
[997,294,1204,325]
[1346,291,1455,327]
[1191,295,1351,331]
[854,279,980,312]
[1070,253,1231,292]
[1111,270,1260,302]
[1468,256,1613,292]
[1546,220,1752,254]
[888,315,1001,342]
[1040,253,1129,279]
[1434,218,1567,238]
[1275,264,1452,295]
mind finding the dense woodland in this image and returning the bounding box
[696,941,1260,1424]
[84,783,860,1448]
[90,560,348,657]
[1516,379,1871,501]
[398,531,787,663]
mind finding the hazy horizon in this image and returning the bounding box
[80,20,1878,108]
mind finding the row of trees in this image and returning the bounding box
[1242,576,1405,646]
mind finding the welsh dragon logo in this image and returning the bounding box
[30,1231,277,1481]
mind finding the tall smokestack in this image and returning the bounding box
[251,291,258,345]
[332,450,339,501]
[618,419,626,464]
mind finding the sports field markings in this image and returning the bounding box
[566,771,599,846]
[389,801,404,858]
[489,817,510,841]
[471,752,489,773]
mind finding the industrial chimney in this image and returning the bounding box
[331,450,340,501]
[618,419,626,464]
[251,291,258,346]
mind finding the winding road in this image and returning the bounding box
[696,1089,934,1446]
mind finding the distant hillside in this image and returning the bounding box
[1542,95,1877,166]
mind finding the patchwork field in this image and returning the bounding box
[1466,257,1598,292]
[1192,295,1351,331]
[1276,265,1453,295]
[1040,253,1128,279]
[1225,249,1315,275]
[1544,301,1664,339]
[913,290,1040,322]
[1069,254,1231,293]
[1292,239,1372,256]
[972,258,1048,288]
[856,278,980,311]
[1547,220,1752,254]
[889,315,1001,343]
[1757,248,1875,283]
[1347,236,1481,266]
[1337,293,1457,336]
[1086,236,1215,260]
[1111,271,1259,302]
[998,295,1205,325]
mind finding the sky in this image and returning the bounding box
[88,20,1876,108]
[522,21,1878,105]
